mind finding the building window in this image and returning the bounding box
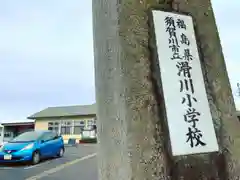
[60,121,72,135]
[86,118,96,130]
[86,119,94,129]
[48,122,59,133]
[4,132,12,138]
[73,120,85,134]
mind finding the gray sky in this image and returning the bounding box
[212,1,240,108]
[0,1,239,122]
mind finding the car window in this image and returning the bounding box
[41,132,57,141]
[41,132,52,141]
[49,132,57,140]
[10,131,42,142]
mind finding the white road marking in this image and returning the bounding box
[82,144,97,147]
[66,153,82,157]
[0,162,47,170]
[25,153,97,180]
[0,166,14,170]
[0,157,56,170]
[24,158,55,170]
[24,163,43,170]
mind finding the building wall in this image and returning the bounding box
[34,115,96,143]
[34,120,48,130]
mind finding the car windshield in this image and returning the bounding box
[10,131,42,142]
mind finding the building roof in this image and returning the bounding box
[27,104,96,119]
[0,119,34,126]
[1,119,34,124]
[1,121,35,126]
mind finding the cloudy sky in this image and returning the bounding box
[0,1,239,122]
[213,1,240,109]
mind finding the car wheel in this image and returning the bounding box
[32,151,40,165]
[57,147,64,158]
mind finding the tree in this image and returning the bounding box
[92,0,240,179]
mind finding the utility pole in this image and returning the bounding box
[237,83,240,97]
[92,0,240,179]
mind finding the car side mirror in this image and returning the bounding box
[54,136,60,140]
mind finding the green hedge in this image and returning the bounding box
[80,137,97,143]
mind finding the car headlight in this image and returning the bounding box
[20,143,34,151]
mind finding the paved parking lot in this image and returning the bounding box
[0,144,98,180]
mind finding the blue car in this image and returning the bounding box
[0,130,65,164]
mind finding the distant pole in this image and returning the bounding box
[92,0,240,179]
[237,83,240,96]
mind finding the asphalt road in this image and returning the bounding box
[0,144,98,180]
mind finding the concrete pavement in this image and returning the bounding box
[0,144,98,180]
[40,155,98,180]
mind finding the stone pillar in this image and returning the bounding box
[92,0,240,179]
